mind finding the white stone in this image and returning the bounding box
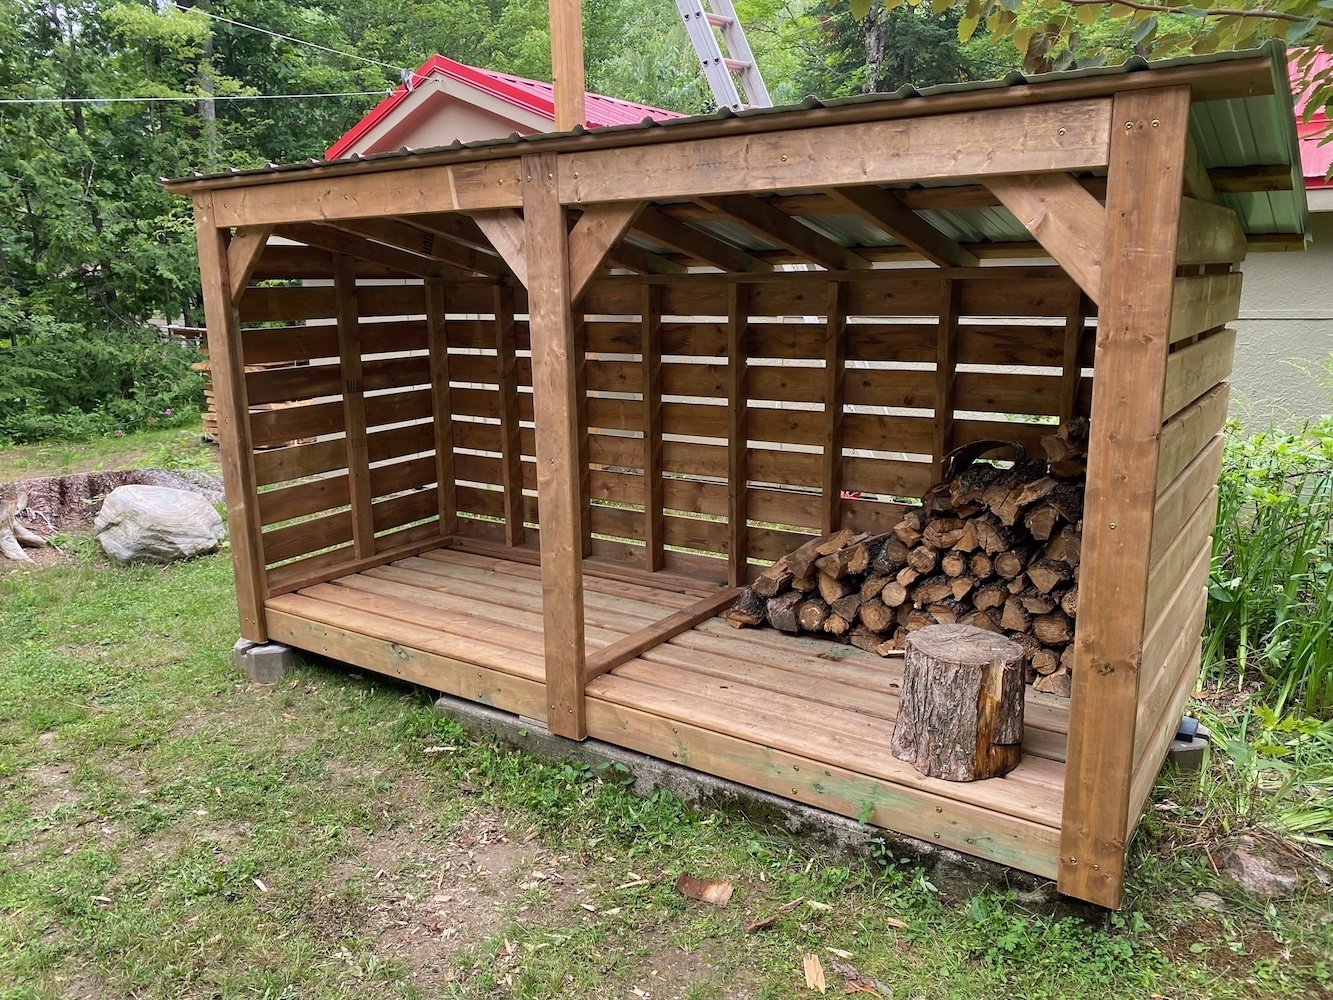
[94,485,226,564]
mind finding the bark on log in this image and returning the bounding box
[891,624,1026,781]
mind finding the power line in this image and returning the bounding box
[0,91,387,105]
[165,2,417,82]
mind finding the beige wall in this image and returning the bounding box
[1231,200,1333,428]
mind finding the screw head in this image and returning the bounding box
[1151,119,1160,128]
[780,154,788,162]
[1057,127,1067,136]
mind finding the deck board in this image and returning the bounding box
[265,545,1067,882]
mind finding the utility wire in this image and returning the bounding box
[0,91,387,105]
[165,2,417,81]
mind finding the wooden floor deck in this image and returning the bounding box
[264,545,1068,880]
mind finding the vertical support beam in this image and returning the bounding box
[641,283,665,572]
[549,0,586,131]
[523,151,588,740]
[821,280,848,535]
[574,315,593,557]
[1060,285,1088,429]
[193,196,267,641]
[726,282,750,586]
[493,283,525,546]
[334,255,374,558]
[933,278,960,478]
[1061,86,1190,909]
[426,278,457,537]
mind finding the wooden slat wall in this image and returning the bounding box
[242,268,1095,593]
[239,280,467,596]
[1127,310,1237,833]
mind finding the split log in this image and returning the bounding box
[871,537,910,575]
[817,571,853,604]
[797,598,830,632]
[859,573,891,602]
[724,588,766,628]
[1032,611,1074,646]
[940,550,969,578]
[972,582,1007,612]
[1059,585,1079,617]
[1024,505,1061,542]
[859,598,895,632]
[830,593,862,622]
[880,580,909,608]
[1000,596,1031,633]
[949,575,976,601]
[1033,668,1073,697]
[1027,559,1072,594]
[912,575,953,606]
[766,591,803,633]
[1032,647,1062,676]
[993,549,1028,580]
[906,545,938,574]
[890,625,1026,781]
[823,613,851,638]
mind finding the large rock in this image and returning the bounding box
[95,485,226,564]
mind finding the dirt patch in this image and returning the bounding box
[17,468,223,536]
[317,811,577,993]
[617,936,759,999]
[24,761,80,816]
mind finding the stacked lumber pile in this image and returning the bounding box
[725,422,1089,696]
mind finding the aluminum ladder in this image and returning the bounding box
[675,0,772,111]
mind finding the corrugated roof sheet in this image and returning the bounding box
[169,42,1310,244]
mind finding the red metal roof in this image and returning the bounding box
[327,54,683,159]
[1291,50,1331,190]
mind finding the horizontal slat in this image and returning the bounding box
[1144,485,1218,620]
[1136,554,1210,761]
[238,282,501,323]
[1151,434,1224,564]
[247,355,432,406]
[1169,272,1242,345]
[262,487,440,566]
[262,521,446,596]
[1162,328,1236,421]
[1156,382,1229,492]
[253,420,435,487]
[251,386,437,448]
[241,319,429,365]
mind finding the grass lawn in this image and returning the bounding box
[1,430,1329,998]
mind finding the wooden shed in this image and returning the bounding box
[167,44,1309,908]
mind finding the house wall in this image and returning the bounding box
[1231,199,1332,426]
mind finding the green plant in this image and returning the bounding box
[1206,411,1333,716]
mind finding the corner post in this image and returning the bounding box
[1060,86,1190,908]
[193,193,268,642]
[549,0,586,131]
[523,152,588,739]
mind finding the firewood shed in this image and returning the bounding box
[166,43,1310,908]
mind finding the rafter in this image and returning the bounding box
[1182,134,1220,204]
[696,194,870,271]
[633,205,771,273]
[606,239,687,275]
[335,217,507,276]
[823,185,976,268]
[397,212,499,255]
[984,173,1107,304]
[226,225,273,301]
[273,222,459,279]
[470,209,529,287]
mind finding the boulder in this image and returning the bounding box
[1222,836,1301,898]
[95,485,226,564]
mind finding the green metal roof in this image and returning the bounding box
[167,42,1310,248]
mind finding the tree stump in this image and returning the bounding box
[0,484,46,563]
[890,624,1026,781]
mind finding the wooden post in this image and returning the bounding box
[726,282,750,586]
[933,278,960,479]
[1060,86,1190,909]
[574,314,593,557]
[335,255,375,558]
[821,280,848,535]
[493,283,525,546]
[523,151,588,740]
[549,0,586,131]
[426,278,457,537]
[641,283,665,572]
[193,194,267,642]
[1060,285,1088,429]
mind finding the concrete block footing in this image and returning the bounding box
[432,692,1077,912]
[1167,722,1213,773]
[234,638,303,683]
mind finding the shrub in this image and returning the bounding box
[1205,410,1333,717]
[0,316,203,444]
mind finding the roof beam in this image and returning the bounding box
[984,173,1107,304]
[561,98,1112,204]
[470,209,529,287]
[824,185,976,268]
[697,194,871,271]
[633,206,772,273]
[334,216,508,276]
[273,222,460,279]
[398,212,501,255]
[227,225,273,301]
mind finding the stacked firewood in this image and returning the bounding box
[725,422,1089,696]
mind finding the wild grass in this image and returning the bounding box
[1204,413,1333,717]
